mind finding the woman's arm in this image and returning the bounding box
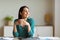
[13,19,26,37]
[13,19,19,37]
[25,18,35,37]
[13,23,17,32]
[28,18,35,37]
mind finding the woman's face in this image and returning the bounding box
[20,8,30,19]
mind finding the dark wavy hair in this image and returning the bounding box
[18,6,29,19]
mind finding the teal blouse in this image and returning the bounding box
[13,18,35,38]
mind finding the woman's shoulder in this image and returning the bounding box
[27,17,35,25]
[14,19,18,23]
[27,17,34,20]
[27,17,34,22]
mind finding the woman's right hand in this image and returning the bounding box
[14,21,19,25]
[14,19,24,26]
[13,20,20,32]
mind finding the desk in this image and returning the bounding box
[0,37,60,40]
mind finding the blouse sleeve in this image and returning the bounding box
[27,18,35,37]
[13,19,19,37]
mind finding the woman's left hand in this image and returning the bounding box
[23,21,30,26]
[23,20,31,32]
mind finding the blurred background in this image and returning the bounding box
[0,0,60,37]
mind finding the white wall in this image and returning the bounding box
[55,0,60,37]
[0,0,53,27]
[0,0,53,36]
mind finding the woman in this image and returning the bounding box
[13,6,35,38]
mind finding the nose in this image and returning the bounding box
[25,12,29,15]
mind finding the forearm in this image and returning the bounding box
[27,27,34,37]
[13,24,19,37]
[27,23,34,37]
[13,24,17,32]
[28,26,31,32]
[27,23,31,32]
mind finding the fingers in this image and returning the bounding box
[14,19,30,26]
[14,21,19,25]
[18,19,24,23]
